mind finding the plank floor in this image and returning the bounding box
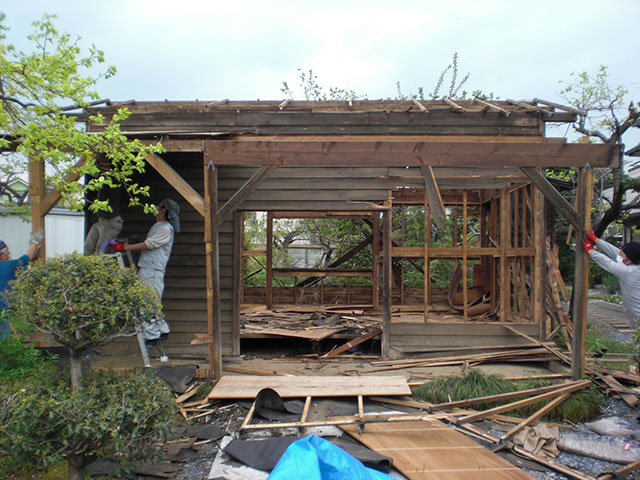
[207,375,412,399]
[342,420,534,480]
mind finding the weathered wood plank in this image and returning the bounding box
[207,375,411,399]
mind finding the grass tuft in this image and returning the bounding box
[412,370,603,423]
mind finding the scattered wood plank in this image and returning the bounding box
[500,393,570,441]
[512,446,596,480]
[457,380,591,424]
[598,459,640,480]
[601,374,639,407]
[207,375,411,400]
[321,327,382,359]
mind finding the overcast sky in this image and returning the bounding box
[3,1,640,145]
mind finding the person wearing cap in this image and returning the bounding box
[111,199,180,341]
[0,229,45,337]
[583,227,640,324]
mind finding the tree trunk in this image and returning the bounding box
[594,167,624,237]
[67,453,86,480]
[69,349,83,390]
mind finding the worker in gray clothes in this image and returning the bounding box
[112,199,180,340]
[583,227,640,324]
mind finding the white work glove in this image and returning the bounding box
[29,228,44,246]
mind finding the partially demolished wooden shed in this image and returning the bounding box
[32,99,620,379]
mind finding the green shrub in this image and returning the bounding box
[0,367,176,476]
[0,337,51,380]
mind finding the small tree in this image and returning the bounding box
[5,253,161,388]
[0,13,163,215]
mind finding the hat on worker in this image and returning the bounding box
[622,241,640,265]
[162,198,180,233]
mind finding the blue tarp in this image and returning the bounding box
[267,434,395,480]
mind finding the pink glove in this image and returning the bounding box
[111,242,126,252]
[583,238,594,253]
[585,226,598,244]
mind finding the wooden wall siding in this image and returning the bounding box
[216,166,528,212]
[390,322,541,349]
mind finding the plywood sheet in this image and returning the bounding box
[342,420,534,480]
[207,375,411,400]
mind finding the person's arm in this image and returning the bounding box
[122,242,148,252]
[594,237,620,260]
[589,249,632,278]
[25,243,39,260]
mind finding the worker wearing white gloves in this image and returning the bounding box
[0,228,45,337]
[111,199,180,341]
[583,227,640,324]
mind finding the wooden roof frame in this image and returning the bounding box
[29,100,621,379]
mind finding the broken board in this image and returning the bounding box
[243,326,344,341]
[207,375,411,400]
[342,420,535,480]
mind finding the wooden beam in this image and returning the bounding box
[500,189,508,321]
[206,138,620,168]
[520,167,582,230]
[572,167,592,380]
[217,165,277,226]
[41,158,86,215]
[146,152,205,217]
[232,211,242,356]
[203,155,222,379]
[463,190,468,320]
[28,158,46,258]
[424,191,430,322]
[266,212,274,310]
[382,204,392,357]
[420,166,445,230]
[501,393,570,441]
[372,212,380,310]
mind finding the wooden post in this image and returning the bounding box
[232,211,243,356]
[203,156,222,379]
[382,206,392,357]
[28,158,46,258]
[500,188,508,321]
[400,205,405,305]
[266,211,273,310]
[372,212,380,310]
[424,191,430,322]
[571,167,592,380]
[463,190,468,320]
[489,198,497,313]
[533,187,546,339]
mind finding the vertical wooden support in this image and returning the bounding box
[533,186,546,339]
[382,206,392,357]
[500,188,508,321]
[572,167,592,380]
[424,191,430,322]
[400,205,405,305]
[204,156,222,379]
[266,211,273,310]
[232,211,242,356]
[463,190,468,320]
[372,212,380,310]
[489,198,497,313]
[28,158,46,258]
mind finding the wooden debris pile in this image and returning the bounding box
[202,373,640,479]
[241,306,381,341]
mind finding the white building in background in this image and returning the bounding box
[0,207,84,257]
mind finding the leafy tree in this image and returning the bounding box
[0,13,163,215]
[5,253,161,389]
[560,66,640,236]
